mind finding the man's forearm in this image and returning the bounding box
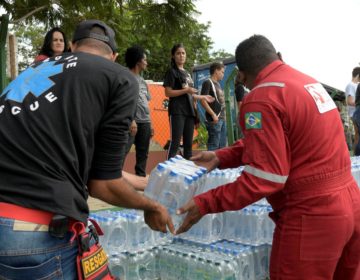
[200,99,215,117]
[88,177,158,211]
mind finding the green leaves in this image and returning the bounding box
[3,0,215,80]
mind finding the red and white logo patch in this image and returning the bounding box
[304,83,337,113]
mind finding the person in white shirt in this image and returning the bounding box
[345,67,360,151]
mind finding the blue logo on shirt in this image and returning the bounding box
[0,61,63,103]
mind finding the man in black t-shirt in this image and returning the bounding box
[0,20,173,279]
[200,62,227,150]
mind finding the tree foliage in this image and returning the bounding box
[1,0,216,80]
[14,24,45,71]
[210,49,233,61]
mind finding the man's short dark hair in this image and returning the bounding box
[125,45,146,69]
[209,62,224,75]
[235,35,278,76]
[352,67,360,78]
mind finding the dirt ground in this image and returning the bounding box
[88,192,144,212]
[88,197,117,212]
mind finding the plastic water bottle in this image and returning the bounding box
[186,253,199,279]
[136,216,154,250]
[249,206,261,245]
[223,211,241,241]
[158,170,182,225]
[107,214,128,255]
[108,254,126,279]
[252,244,270,280]
[241,207,252,245]
[238,246,256,280]
[144,162,168,200]
[210,213,223,243]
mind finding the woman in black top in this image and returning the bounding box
[163,43,213,159]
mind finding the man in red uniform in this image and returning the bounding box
[176,35,360,279]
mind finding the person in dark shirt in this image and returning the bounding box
[0,20,173,279]
[200,62,227,150]
[163,43,214,159]
[125,45,153,177]
[234,72,246,138]
[352,84,360,155]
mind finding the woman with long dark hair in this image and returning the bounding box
[34,27,68,62]
[163,43,214,159]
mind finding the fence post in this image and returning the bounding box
[0,14,9,92]
[224,67,237,145]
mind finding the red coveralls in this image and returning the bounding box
[194,60,360,279]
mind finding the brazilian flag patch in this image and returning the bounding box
[245,112,262,129]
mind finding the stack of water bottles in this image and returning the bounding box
[93,155,360,279]
[180,167,274,246]
[89,156,275,279]
[156,238,270,280]
[144,155,207,228]
[89,209,168,255]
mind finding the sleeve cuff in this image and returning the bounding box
[194,192,217,215]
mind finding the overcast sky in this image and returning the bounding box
[195,0,360,90]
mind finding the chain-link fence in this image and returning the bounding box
[147,82,202,152]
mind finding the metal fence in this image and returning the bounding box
[147,83,204,152]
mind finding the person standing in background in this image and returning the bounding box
[34,27,68,62]
[125,45,153,177]
[234,72,246,139]
[352,83,360,155]
[200,62,227,150]
[345,67,360,151]
[163,43,214,159]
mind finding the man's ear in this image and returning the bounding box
[238,71,246,85]
[111,52,119,62]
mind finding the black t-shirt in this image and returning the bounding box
[235,84,245,102]
[163,67,195,117]
[201,79,225,121]
[0,52,138,223]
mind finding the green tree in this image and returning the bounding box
[210,49,233,60]
[14,23,45,71]
[1,0,215,80]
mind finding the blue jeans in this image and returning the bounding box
[0,217,78,280]
[205,118,227,151]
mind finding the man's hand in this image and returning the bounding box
[88,178,174,234]
[203,94,215,103]
[175,199,203,235]
[190,151,219,172]
[195,94,215,103]
[186,87,198,95]
[212,114,219,124]
[129,120,138,137]
[144,202,175,234]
